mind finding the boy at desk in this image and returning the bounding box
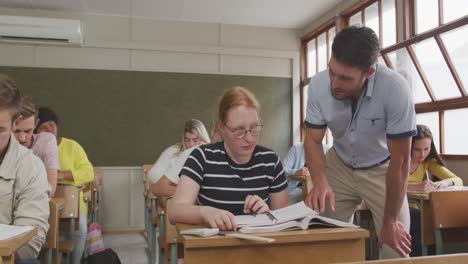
[0,75,49,264]
[169,86,289,230]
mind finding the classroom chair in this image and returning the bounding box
[430,189,468,254]
[156,197,180,264]
[288,174,312,201]
[42,198,64,264]
[55,185,81,264]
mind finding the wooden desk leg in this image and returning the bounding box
[3,255,13,264]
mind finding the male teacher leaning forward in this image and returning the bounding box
[304,26,416,259]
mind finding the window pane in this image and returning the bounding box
[416,112,440,152]
[365,2,380,42]
[444,108,468,154]
[413,38,461,100]
[415,0,439,34]
[386,49,431,103]
[327,27,336,61]
[303,84,309,124]
[441,24,468,95]
[317,32,327,72]
[443,0,468,24]
[307,40,316,77]
[364,2,380,43]
[349,12,362,26]
[382,0,396,47]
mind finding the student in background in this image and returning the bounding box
[13,96,59,198]
[0,75,49,264]
[407,124,463,256]
[169,87,289,230]
[149,119,210,197]
[35,107,94,264]
[282,142,329,204]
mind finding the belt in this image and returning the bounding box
[351,156,390,170]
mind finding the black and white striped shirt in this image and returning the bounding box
[180,141,287,215]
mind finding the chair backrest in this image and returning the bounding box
[142,164,153,190]
[431,189,468,229]
[46,198,62,249]
[55,184,80,219]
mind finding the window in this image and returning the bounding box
[300,0,468,156]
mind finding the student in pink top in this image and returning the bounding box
[13,96,59,197]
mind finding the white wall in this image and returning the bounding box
[0,7,304,230]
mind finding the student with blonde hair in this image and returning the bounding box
[149,119,210,196]
[169,87,288,230]
[13,96,59,197]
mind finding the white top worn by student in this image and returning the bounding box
[282,142,329,204]
[148,119,210,197]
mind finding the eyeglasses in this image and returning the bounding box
[223,123,263,139]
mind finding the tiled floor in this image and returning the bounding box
[103,232,150,264]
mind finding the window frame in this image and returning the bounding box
[300,0,468,159]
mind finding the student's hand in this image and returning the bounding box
[379,219,412,257]
[417,181,436,192]
[294,167,310,176]
[58,171,73,180]
[305,176,335,214]
[200,207,237,231]
[433,179,453,190]
[244,195,269,215]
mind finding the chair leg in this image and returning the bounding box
[170,244,178,264]
[45,248,52,264]
[435,230,443,255]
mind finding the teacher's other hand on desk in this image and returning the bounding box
[201,207,237,231]
[244,195,269,215]
[305,176,335,214]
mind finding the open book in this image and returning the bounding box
[235,202,357,234]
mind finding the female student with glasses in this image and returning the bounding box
[169,86,289,230]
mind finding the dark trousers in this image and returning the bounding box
[410,207,422,257]
[15,259,40,264]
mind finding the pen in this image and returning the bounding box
[219,231,275,243]
[265,211,278,223]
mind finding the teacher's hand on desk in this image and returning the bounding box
[379,219,412,257]
[200,207,237,231]
[305,176,335,214]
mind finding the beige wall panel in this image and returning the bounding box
[221,24,299,51]
[101,167,144,230]
[132,18,219,46]
[220,55,291,77]
[36,46,130,70]
[83,15,131,43]
[0,44,36,67]
[445,160,468,186]
[132,50,219,73]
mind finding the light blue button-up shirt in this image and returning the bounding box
[282,143,329,192]
[305,64,416,168]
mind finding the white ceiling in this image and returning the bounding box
[0,0,340,29]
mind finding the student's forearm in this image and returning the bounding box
[384,159,409,223]
[151,177,177,197]
[47,169,58,196]
[168,202,207,225]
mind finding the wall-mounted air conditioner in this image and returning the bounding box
[0,15,83,46]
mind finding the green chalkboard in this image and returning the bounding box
[0,67,292,166]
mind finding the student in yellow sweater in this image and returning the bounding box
[408,124,463,256]
[35,107,94,264]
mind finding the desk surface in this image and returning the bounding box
[178,224,369,248]
[0,227,37,256]
[344,253,468,263]
[177,224,369,264]
[407,191,430,200]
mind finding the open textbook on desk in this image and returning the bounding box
[235,201,357,234]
